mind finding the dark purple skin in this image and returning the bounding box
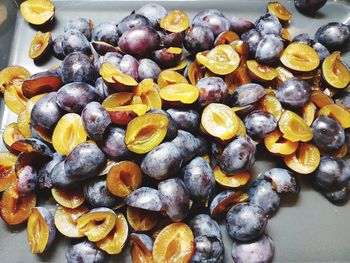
[65,142,107,181]
[313,156,350,191]
[81,102,111,142]
[61,52,96,84]
[209,190,242,218]
[153,48,182,68]
[263,168,299,194]
[135,3,167,28]
[83,177,119,208]
[53,35,65,60]
[193,9,225,21]
[117,14,152,35]
[294,0,328,14]
[226,203,267,241]
[124,187,163,211]
[130,233,153,252]
[141,142,183,180]
[94,77,110,100]
[334,91,350,109]
[31,92,64,131]
[276,77,311,108]
[158,178,190,222]
[312,42,330,62]
[218,136,256,174]
[65,240,109,263]
[234,104,257,118]
[91,41,118,56]
[189,214,222,240]
[196,136,209,156]
[38,153,65,189]
[192,13,231,37]
[95,52,123,72]
[197,77,228,107]
[33,207,56,251]
[13,138,53,157]
[17,165,37,196]
[93,21,119,46]
[231,233,274,263]
[248,178,281,216]
[149,109,178,141]
[62,30,91,56]
[230,83,265,107]
[191,235,224,263]
[227,16,254,35]
[138,58,161,81]
[292,33,312,45]
[56,82,100,113]
[312,115,345,152]
[184,25,214,55]
[50,161,78,189]
[314,22,350,51]
[244,110,277,140]
[161,32,183,48]
[255,13,282,36]
[241,29,262,56]
[322,187,349,203]
[255,34,284,64]
[118,26,160,58]
[172,130,202,164]
[99,126,131,161]
[182,156,215,202]
[166,108,200,133]
[118,54,139,80]
[64,17,92,40]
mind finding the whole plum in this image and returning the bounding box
[117,14,152,35]
[192,236,224,263]
[138,59,161,81]
[241,29,262,56]
[99,126,131,161]
[184,25,214,55]
[65,240,109,263]
[255,34,284,64]
[314,22,350,51]
[62,30,91,56]
[61,52,96,84]
[166,109,200,133]
[255,13,282,36]
[64,17,92,40]
[135,3,167,28]
[197,77,228,107]
[93,21,119,46]
[276,77,311,108]
[244,110,277,140]
[294,0,328,14]
[84,177,119,208]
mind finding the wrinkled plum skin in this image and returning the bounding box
[230,83,265,107]
[276,77,311,108]
[53,35,65,60]
[192,13,231,37]
[241,29,262,56]
[226,203,267,241]
[292,33,312,45]
[38,153,65,189]
[138,59,161,81]
[99,126,131,161]
[93,22,119,46]
[124,187,163,211]
[62,30,91,56]
[255,34,284,65]
[294,0,328,14]
[244,110,277,140]
[17,165,37,196]
[95,52,123,72]
[119,55,139,80]
[218,136,256,174]
[184,25,214,55]
[56,82,100,113]
[255,13,282,36]
[65,240,109,263]
[248,178,281,216]
[61,52,96,84]
[172,130,204,164]
[64,18,92,40]
[263,168,298,194]
[117,14,152,35]
[141,142,183,180]
[94,77,110,100]
[191,236,224,263]
[197,77,228,107]
[82,102,111,142]
[65,142,107,181]
[312,116,345,152]
[166,109,200,133]
[135,3,167,28]
[31,92,63,131]
[231,233,274,263]
[84,177,119,208]
[161,32,183,48]
[118,26,160,58]
[50,161,78,189]
[228,16,254,35]
[314,22,350,51]
[149,109,178,141]
[182,156,215,202]
[189,214,222,240]
[158,178,190,222]
[312,42,330,62]
[313,156,350,191]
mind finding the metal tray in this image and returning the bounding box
[0,0,350,262]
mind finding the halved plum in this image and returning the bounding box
[210,190,248,218]
[187,61,205,85]
[3,123,25,154]
[318,104,350,129]
[159,83,199,107]
[106,104,148,126]
[267,1,292,22]
[158,70,188,88]
[20,0,55,25]
[160,10,190,33]
[29,31,52,61]
[130,233,154,263]
[133,79,162,110]
[246,60,279,82]
[0,66,30,93]
[4,82,28,114]
[213,165,251,188]
[258,94,283,120]
[0,152,17,192]
[127,206,159,232]
[51,187,85,209]
[22,71,62,98]
[278,110,313,142]
[54,205,88,238]
[302,101,317,126]
[322,51,350,89]
[100,63,138,91]
[264,129,299,155]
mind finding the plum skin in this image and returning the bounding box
[84,177,119,208]
[65,240,109,263]
[189,214,222,240]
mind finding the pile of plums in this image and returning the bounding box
[0,0,349,262]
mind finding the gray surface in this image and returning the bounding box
[0,0,350,262]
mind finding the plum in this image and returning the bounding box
[138,58,161,81]
[226,203,267,241]
[230,83,265,107]
[81,102,111,142]
[228,16,254,35]
[197,77,228,107]
[314,22,350,51]
[244,110,277,140]
[65,142,107,181]
[84,177,119,208]
[17,165,37,196]
[56,82,100,113]
[50,161,78,189]
[149,109,178,141]
[95,52,123,72]
[117,14,152,35]
[323,187,349,203]
[189,214,222,240]
[241,29,262,56]
[191,235,224,263]
[64,17,92,40]
[38,153,65,189]
[65,240,109,263]
[182,156,215,202]
[99,126,131,161]
[210,190,246,218]
[192,12,231,37]
[94,77,110,100]
[292,33,312,45]
[93,21,119,46]
[172,130,204,163]
[255,34,284,64]
[53,35,65,60]
[184,25,214,55]
[62,30,91,55]
[276,77,311,108]
[255,13,282,36]
[141,142,183,180]
[135,3,167,28]
[263,168,299,194]
[158,178,190,222]
[312,42,330,62]
[160,32,183,48]
[124,187,163,211]
[118,54,139,80]
[294,0,328,14]
[61,52,96,84]
[166,108,200,133]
